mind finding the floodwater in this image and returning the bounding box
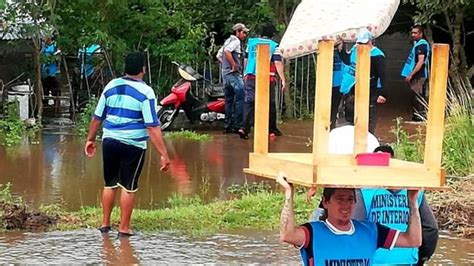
[1,118,471,264]
[0,230,472,264]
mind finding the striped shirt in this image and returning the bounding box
[94,77,159,149]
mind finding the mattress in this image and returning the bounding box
[279,0,400,59]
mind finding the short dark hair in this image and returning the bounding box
[374,145,395,157]
[412,25,425,37]
[125,52,145,75]
[322,188,356,202]
[260,23,276,38]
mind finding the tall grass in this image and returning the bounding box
[392,76,473,177]
[75,96,98,137]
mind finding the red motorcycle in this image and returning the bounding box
[157,62,225,130]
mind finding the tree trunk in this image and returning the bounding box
[34,49,43,123]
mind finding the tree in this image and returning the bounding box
[2,0,57,122]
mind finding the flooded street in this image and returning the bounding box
[0,230,472,264]
[1,119,470,264]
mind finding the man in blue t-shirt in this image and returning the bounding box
[84,52,170,237]
[278,172,422,266]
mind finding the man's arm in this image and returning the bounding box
[224,51,237,72]
[352,189,367,220]
[395,190,422,247]
[418,195,439,261]
[277,173,306,246]
[373,55,387,104]
[147,126,170,171]
[406,54,425,82]
[274,58,287,91]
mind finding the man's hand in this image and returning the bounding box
[160,155,170,171]
[281,80,287,92]
[377,95,386,104]
[405,74,413,83]
[407,189,421,205]
[277,171,293,198]
[231,64,238,73]
[84,140,96,158]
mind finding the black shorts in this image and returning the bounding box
[102,138,146,192]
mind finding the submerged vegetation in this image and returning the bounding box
[164,130,212,142]
[0,102,39,146]
[75,96,98,137]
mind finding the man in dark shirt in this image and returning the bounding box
[339,29,387,134]
[401,25,430,122]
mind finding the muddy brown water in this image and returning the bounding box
[1,119,471,264]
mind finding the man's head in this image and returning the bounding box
[232,23,249,41]
[411,25,424,41]
[260,23,276,38]
[125,52,146,77]
[356,28,373,46]
[322,188,356,224]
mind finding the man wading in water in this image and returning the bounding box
[84,52,170,237]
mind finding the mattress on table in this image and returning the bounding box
[279,0,400,59]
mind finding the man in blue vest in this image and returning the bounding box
[401,25,430,122]
[330,50,345,130]
[238,23,286,139]
[221,23,249,134]
[278,172,422,266]
[354,145,439,265]
[41,35,61,106]
[339,28,387,134]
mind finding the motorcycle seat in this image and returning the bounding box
[206,84,225,98]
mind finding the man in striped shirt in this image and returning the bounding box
[84,52,170,237]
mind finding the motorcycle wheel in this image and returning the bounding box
[157,105,179,131]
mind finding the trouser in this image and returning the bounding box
[223,73,244,130]
[330,86,343,130]
[344,93,378,134]
[410,78,428,118]
[242,78,277,134]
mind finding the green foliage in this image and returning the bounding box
[227,182,273,196]
[442,104,474,176]
[0,101,38,146]
[164,130,212,141]
[51,190,316,236]
[75,96,98,137]
[0,183,14,203]
[390,117,424,163]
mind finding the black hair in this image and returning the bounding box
[260,23,276,38]
[125,52,145,75]
[319,188,356,220]
[373,145,395,157]
[412,25,425,37]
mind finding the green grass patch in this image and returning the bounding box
[0,102,39,146]
[164,130,212,142]
[50,192,315,236]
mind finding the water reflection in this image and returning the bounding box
[0,230,471,264]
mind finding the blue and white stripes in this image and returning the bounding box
[94,77,159,149]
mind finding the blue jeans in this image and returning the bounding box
[223,73,244,130]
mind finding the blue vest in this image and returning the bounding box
[244,38,278,76]
[41,43,58,77]
[333,52,344,88]
[300,220,377,266]
[401,39,430,78]
[340,46,385,95]
[361,189,423,265]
